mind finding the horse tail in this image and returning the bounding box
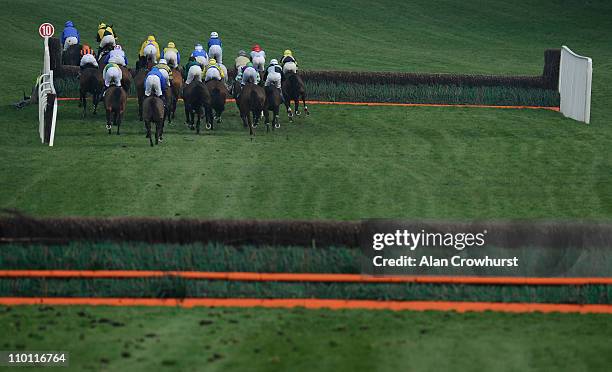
[111,86,123,111]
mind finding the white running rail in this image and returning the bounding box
[38,36,58,146]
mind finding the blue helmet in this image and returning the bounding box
[65,21,74,27]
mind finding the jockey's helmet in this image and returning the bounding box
[195,44,203,50]
[98,23,106,30]
[147,35,155,42]
[167,42,175,48]
[210,32,218,38]
[209,58,217,65]
[158,59,167,65]
[252,44,261,52]
[114,45,122,50]
[65,21,74,28]
[284,49,293,57]
[270,59,278,65]
[238,50,248,57]
[246,62,254,68]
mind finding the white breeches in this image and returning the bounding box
[241,68,259,85]
[265,72,282,89]
[143,44,158,63]
[108,55,125,66]
[80,54,98,67]
[208,45,222,64]
[164,50,178,68]
[205,68,221,81]
[252,56,265,72]
[100,35,115,49]
[145,75,162,97]
[186,65,202,84]
[158,69,170,87]
[195,55,208,66]
[283,62,297,74]
[104,67,122,87]
[63,37,78,51]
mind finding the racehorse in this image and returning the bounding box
[142,96,165,146]
[264,86,282,132]
[282,71,309,122]
[231,80,242,109]
[119,66,132,94]
[205,79,228,129]
[62,44,81,66]
[79,66,103,117]
[167,68,184,123]
[134,69,148,121]
[237,83,265,136]
[182,80,212,134]
[104,85,127,135]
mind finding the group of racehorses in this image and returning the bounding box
[72,42,308,145]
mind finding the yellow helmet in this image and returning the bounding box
[147,35,155,41]
[167,41,175,48]
[208,58,217,65]
[98,23,106,29]
[283,49,292,57]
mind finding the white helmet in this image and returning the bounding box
[195,43,203,50]
[114,44,122,50]
[159,59,167,64]
[210,31,218,38]
[270,59,278,65]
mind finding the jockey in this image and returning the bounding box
[264,59,284,92]
[79,44,98,70]
[191,44,208,67]
[102,62,122,94]
[241,62,260,86]
[235,50,250,70]
[139,35,160,62]
[250,44,266,72]
[145,67,168,106]
[280,49,298,74]
[204,58,225,82]
[61,21,80,51]
[162,42,180,68]
[184,56,203,84]
[97,24,116,50]
[207,32,223,64]
[105,44,128,66]
[155,59,173,88]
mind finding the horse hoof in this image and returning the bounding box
[275,123,281,129]
[205,123,212,130]
[296,111,301,116]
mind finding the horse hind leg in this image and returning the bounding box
[115,111,122,135]
[302,94,309,116]
[145,121,153,146]
[106,110,112,134]
[80,92,87,118]
[294,99,300,116]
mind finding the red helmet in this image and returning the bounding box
[252,44,261,52]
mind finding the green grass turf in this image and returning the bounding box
[1,101,611,219]
[1,0,612,219]
[1,306,611,371]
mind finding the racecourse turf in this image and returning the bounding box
[2,305,611,372]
